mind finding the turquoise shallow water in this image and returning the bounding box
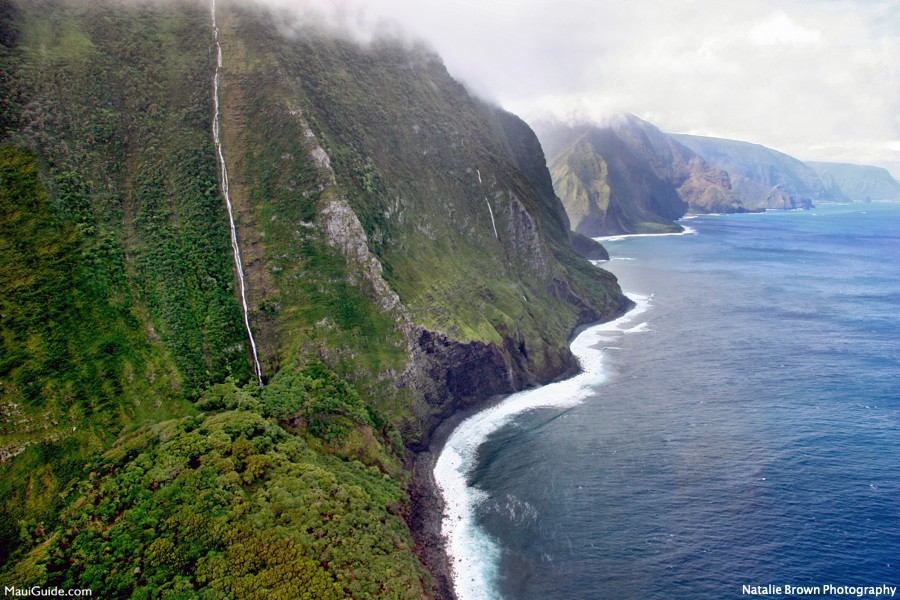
[468,204,900,599]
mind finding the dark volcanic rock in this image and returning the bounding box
[570,231,610,260]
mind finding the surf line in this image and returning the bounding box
[210,0,263,386]
[433,292,652,600]
[596,225,697,243]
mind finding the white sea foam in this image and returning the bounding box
[434,292,652,600]
[597,226,697,243]
[624,321,651,334]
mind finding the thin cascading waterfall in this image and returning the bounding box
[210,0,263,386]
[476,169,499,240]
[485,198,499,240]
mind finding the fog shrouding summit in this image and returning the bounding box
[262,0,900,178]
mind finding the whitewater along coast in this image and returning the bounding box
[421,293,651,600]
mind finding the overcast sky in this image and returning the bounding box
[275,0,900,177]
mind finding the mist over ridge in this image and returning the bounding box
[242,0,899,178]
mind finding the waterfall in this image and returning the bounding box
[476,169,498,240]
[485,198,499,240]
[210,0,263,386]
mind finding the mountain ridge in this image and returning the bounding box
[806,160,900,202]
[534,115,747,236]
[670,133,826,209]
[538,113,897,238]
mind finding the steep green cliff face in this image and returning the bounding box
[0,0,628,594]
[536,115,744,237]
[0,0,245,576]
[213,2,628,429]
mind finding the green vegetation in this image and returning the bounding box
[0,0,628,595]
[8,0,251,393]
[0,0,258,570]
[6,377,426,599]
[222,5,625,378]
[550,138,613,233]
[0,145,197,565]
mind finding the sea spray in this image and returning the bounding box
[434,293,652,600]
[210,0,263,386]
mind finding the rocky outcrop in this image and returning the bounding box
[570,231,610,261]
[671,133,827,209]
[535,115,745,236]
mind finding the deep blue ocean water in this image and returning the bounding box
[461,204,900,599]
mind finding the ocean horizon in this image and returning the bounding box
[435,203,900,600]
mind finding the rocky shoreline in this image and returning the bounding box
[408,384,560,600]
[406,367,587,600]
[406,299,634,599]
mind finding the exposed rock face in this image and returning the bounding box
[671,133,826,209]
[678,155,745,213]
[535,115,744,236]
[210,3,630,450]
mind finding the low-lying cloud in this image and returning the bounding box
[260,0,900,176]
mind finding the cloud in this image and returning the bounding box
[748,11,822,46]
[259,0,900,177]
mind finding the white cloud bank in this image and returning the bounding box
[265,0,900,177]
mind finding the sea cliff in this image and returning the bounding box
[0,0,628,595]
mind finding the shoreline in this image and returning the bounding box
[423,292,650,600]
[408,392,512,600]
[408,299,636,599]
[594,224,697,243]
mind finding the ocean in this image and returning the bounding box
[434,203,900,600]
